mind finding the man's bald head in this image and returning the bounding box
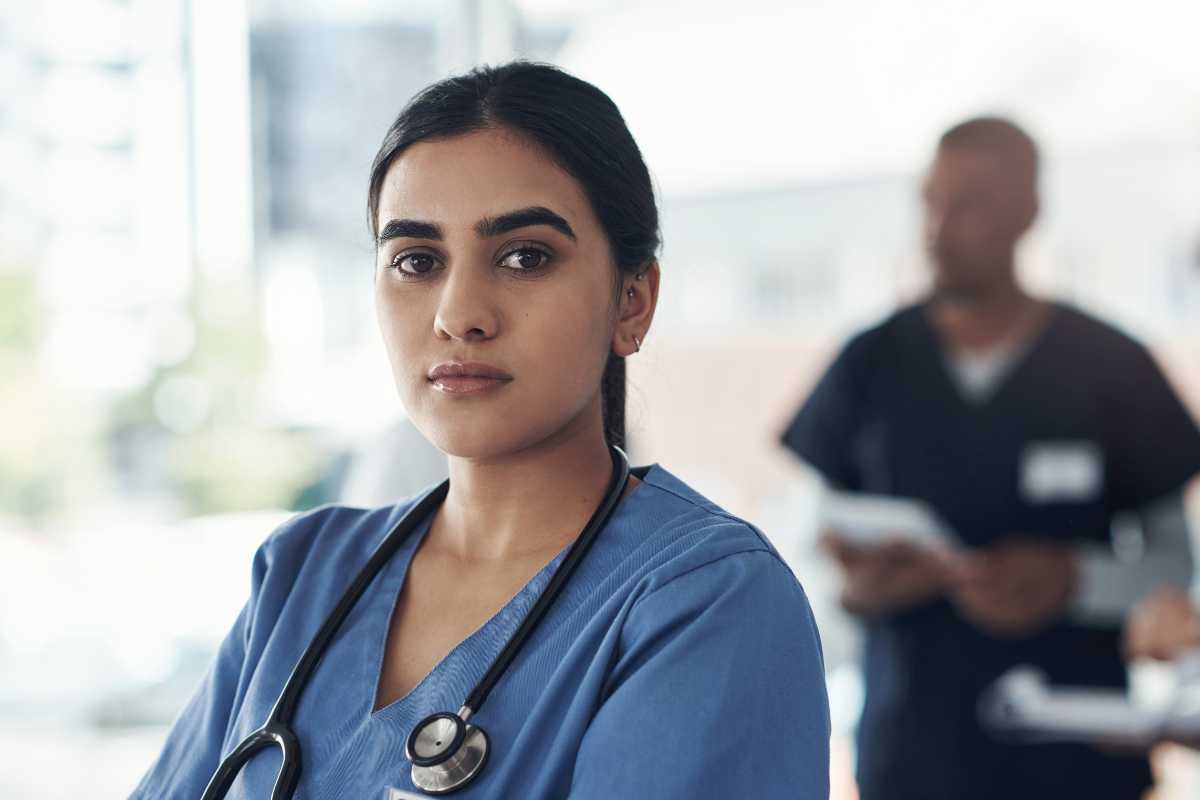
[924,117,1041,301]
[939,116,1039,192]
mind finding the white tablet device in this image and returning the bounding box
[820,490,961,553]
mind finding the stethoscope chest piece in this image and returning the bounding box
[407,710,489,795]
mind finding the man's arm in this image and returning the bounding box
[1071,492,1194,626]
[823,533,953,619]
[946,493,1193,637]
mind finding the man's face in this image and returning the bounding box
[922,145,1036,300]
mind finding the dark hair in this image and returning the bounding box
[367,62,660,450]
[939,116,1039,187]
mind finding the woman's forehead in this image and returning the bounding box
[376,129,596,234]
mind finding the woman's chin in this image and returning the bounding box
[417,422,531,462]
[406,391,600,463]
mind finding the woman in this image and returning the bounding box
[133,62,829,799]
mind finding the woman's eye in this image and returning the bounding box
[392,252,439,275]
[498,247,550,271]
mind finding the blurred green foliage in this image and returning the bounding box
[2,264,325,523]
[171,427,319,513]
[0,269,73,521]
[0,269,35,350]
[107,279,322,516]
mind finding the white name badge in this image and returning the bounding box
[385,789,425,800]
[1020,441,1104,503]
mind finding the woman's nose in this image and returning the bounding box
[433,267,500,342]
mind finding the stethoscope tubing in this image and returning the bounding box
[201,721,301,800]
[462,446,628,714]
[201,480,450,800]
[202,447,629,799]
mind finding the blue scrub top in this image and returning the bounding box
[132,464,830,799]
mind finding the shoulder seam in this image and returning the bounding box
[642,477,721,512]
[643,482,763,536]
[636,546,794,605]
[641,480,784,559]
[652,482,782,544]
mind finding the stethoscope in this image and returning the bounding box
[201,446,631,799]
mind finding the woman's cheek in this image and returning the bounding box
[377,301,428,405]
[548,308,607,386]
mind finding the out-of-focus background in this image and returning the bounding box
[2,0,1199,796]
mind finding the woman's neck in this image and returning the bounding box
[432,409,618,564]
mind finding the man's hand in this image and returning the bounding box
[949,538,1077,638]
[821,533,953,619]
[1124,586,1200,662]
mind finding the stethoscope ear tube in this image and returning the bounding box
[203,481,451,800]
[461,445,630,714]
[203,446,631,799]
[407,445,631,795]
[270,482,452,725]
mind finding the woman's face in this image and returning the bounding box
[373,128,634,460]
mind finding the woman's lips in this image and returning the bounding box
[427,362,513,395]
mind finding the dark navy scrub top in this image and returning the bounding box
[133,465,830,799]
[782,301,1200,800]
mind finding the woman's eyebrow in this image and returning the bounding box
[474,206,576,241]
[377,219,443,245]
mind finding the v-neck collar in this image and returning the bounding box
[364,513,572,721]
[364,464,656,723]
[914,299,1061,410]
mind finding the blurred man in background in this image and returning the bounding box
[782,117,1200,799]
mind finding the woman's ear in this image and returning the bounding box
[612,260,660,357]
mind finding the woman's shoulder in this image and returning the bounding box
[625,465,806,605]
[607,466,827,697]
[250,488,437,586]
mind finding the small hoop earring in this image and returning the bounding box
[632,335,641,353]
